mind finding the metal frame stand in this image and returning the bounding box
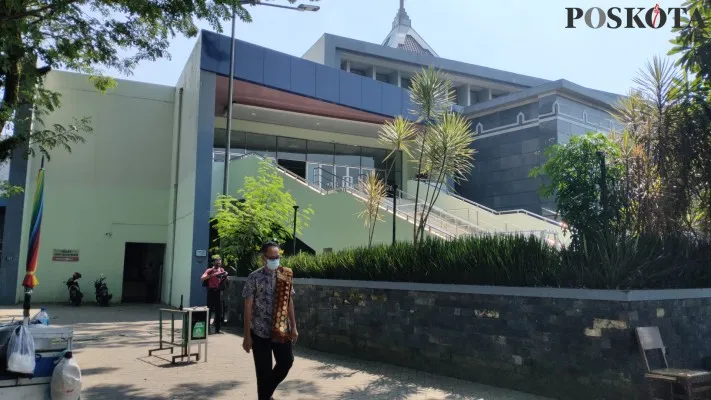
[148,307,209,364]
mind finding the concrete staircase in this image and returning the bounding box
[211,153,566,252]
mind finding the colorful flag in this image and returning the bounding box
[23,164,44,289]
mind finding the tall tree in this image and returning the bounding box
[669,0,711,90]
[0,0,316,196]
[408,68,455,245]
[531,132,625,248]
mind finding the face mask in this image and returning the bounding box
[266,258,280,270]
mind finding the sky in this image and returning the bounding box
[107,0,685,95]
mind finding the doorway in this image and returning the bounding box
[277,159,306,179]
[122,242,166,303]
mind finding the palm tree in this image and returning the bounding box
[408,67,454,245]
[415,111,476,242]
[378,68,476,245]
[356,171,388,247]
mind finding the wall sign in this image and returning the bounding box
[52,249,79,262]
[195,250,207,257]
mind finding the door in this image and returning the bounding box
[122,242,166,303]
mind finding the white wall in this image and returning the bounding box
[15,71,175,303]
[162,37,202,308]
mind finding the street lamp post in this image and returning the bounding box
[222,1,320,196]
[392,184,397,245]
[292,205,299,255]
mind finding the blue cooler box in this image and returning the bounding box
[0,325,74,400]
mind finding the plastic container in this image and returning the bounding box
[35,309,49,326]
[51,352,82,400]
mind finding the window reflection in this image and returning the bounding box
[212,130,402,194]
[246,133,276,159]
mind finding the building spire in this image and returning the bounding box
[382,0,438,57]
[393,0,411,28]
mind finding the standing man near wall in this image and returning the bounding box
[200,256,227,334]
[242,241,298,400]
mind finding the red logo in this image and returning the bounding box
[651,4,661,27]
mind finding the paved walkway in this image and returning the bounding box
[0,305,550,400]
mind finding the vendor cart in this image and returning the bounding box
[0,324,74,399]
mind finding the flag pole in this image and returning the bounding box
[23,156,45,324]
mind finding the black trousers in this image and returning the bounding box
[251,331,294,400]
[206,289,222,332]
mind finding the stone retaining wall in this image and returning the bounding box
[225,278,711,400]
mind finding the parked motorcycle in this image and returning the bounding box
[65,272,83,306]
[94,274,112,307]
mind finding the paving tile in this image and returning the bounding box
[0,305,551,400]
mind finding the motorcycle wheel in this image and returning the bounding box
[69,288,82,306]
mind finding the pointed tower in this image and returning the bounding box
[382,0,438,57]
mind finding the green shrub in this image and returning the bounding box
[559,233,711,289]
[282,234,711,289]
[284,235,562,287]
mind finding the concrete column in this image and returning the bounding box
[396,71,402,87]
[345,60,351,73]
[456,84,471,106]
[189,70,217,307]
[477,88,492,102]
[0,104,32,304]
[367,66,376,80]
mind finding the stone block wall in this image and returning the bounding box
[226,278,711,400]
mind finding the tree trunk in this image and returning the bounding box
[0,21,24,136]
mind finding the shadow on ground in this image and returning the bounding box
[82,380,242,400]
[292,346,545,400]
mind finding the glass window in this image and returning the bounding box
[306,162,319,186]
[376,73,389,83]
[400,76,412,90]
[213,129,246,161]
[246,133,277,159]
[470,91,479,104]
[307,140,334,164]
[350,69,365,76]
[334,144,361,169]
[319,164,334,190]
[277,136,306,162]
[361,147,388,170]
[335,166,348,189]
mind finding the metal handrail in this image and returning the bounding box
[412,179,565,228]
[314,167,455,240]
[437,207,513,232]
[216,151,327,195]
[391,187,495,234]
[315,167,552,238]
[215,152,564,245]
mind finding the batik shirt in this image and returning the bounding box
[242,267,295,339]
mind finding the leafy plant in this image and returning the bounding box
[378,68,476,245]
[212,159,313,274]
[356,171,387,247]
[284,235,562,287]
[0,179,23,198]
[530,132,624,247]
[283,233,711,290]
[669,0,711,90]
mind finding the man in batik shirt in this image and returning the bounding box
[242,241,298,400]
